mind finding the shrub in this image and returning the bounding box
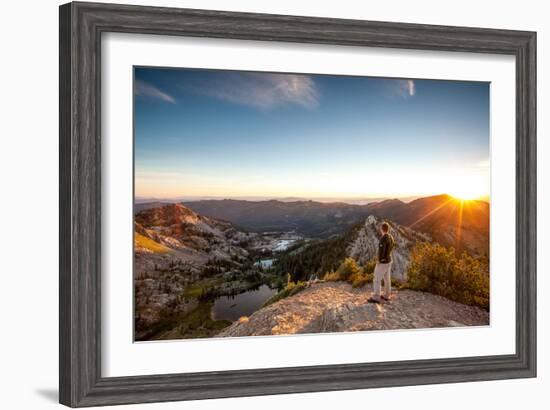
[363,258,377,275]
[336,257,361,280]
[263,279,308,307]
[323,257,375,288]
[351,273,372,288]
[323,270,340,282]
[406,242,489,310]
[349,258,377,288]
[391,277,403,289]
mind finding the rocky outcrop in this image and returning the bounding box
[346,215,430,281]
[217,281,489,337]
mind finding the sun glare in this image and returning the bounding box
[447,174,488,201]
[448,187,482,201]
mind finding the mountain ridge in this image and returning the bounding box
[182,194,489,255]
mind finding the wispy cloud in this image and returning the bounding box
[406,79,415,96]
[135,79,176,103]
[190,72,320,109]
[386,79,416,98]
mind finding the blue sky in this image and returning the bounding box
[134,67,490,201]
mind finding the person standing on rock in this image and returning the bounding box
[368,222,395,304]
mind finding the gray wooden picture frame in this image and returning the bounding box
[59,1,537,407]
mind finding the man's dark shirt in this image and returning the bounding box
[378,233,395,264]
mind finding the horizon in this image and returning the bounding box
[134,194,417,205]
[134,192,490,206]
[135,67,490,201]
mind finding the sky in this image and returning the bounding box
[134,67,490,201]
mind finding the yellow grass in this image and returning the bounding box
[135,233,170,254]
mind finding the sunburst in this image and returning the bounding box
[408,196,480,252]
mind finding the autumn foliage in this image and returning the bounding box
[406,242,489,310]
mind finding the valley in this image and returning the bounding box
[134,203,307,340]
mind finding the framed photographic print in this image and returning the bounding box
[59,1,536,407]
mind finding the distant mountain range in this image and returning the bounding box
[135,195,419,205]
[184,199,367,237]
[135,194,489,256]
[183,195,488,255]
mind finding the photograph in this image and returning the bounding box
[133,66,491,342]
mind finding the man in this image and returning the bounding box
[368,222,395,304]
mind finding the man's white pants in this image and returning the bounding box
[373,262,392,299]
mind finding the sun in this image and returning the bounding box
[446,173,489,201]
[448,187,482,201]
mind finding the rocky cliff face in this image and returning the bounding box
[346,215,430,281]
[134,203,255,275]
[218,281,489,337]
